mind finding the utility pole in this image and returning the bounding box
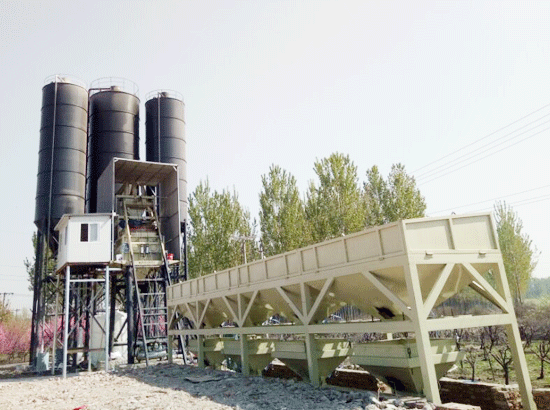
[1,292,14,305]
[231,235,255,264]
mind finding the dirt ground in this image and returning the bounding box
[0,361,431,410]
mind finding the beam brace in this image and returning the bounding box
[462,263,510,313]
[239,290,258,327]
[361,270,414,320]
[306,277,334,324]
[276,286,306,323]
[423,263,454,317]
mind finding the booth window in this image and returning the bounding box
[80,223,99,242]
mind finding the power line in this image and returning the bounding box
[502,194,550,209]
[0,272,29,281]
[419,125,550,185]
[429,184,550,214]
[416,115,550,181]
[475,196,550,213]
[412,103,550,174]
[430,193,550,215]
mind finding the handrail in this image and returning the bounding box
[44,74,87,89]
[89,77,139,97]
[145,89,183,102]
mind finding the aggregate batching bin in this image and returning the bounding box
[187,337,275,375]
[351,338,463,393]
[271,338,350,385]
[218,338,274,375]
[86,78,139,213]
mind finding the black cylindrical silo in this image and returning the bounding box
[145,90,187,220]
[87,79,140,213]
[35,76,88,235]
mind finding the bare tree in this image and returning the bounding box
[533,339,550,379]
[480,326,505,380]
[516,302,539,348]
[481,326,501,359]
[464,345,480,381]
[492,344,513,385]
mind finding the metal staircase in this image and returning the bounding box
[117,196,171,366]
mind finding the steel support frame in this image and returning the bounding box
[168,247,534,408]
[30,231,61,367]
[60,266,113,378]
[402,247,533,408]
[29,231,45,366]
[126,266,170,366]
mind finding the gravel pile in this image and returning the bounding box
[0,362,436,410]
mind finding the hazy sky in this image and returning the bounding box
[1,1,549,312]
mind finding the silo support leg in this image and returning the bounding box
[240,335,250,376]
[167,306,173,364]
[62,266,70,379]
[305,333,319,386]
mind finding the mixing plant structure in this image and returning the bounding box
[31,76,187,373]
[30,75,535,409]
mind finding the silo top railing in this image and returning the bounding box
[145,89,183,102]
[89,77,139,97]
[44,74,87,89]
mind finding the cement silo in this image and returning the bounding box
[35,75,88,237]
[32,74,88,366]
[145,91,187,265]
[145,90,187,221]
[86,78,140,213]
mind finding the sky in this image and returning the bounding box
[0,1,549,313]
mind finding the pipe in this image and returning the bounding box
[104,266,110,372]
[62,265,70,378]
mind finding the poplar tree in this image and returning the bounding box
[494,201,538,305]
[364,163,426,226]
[364,165,386,227]
[306,153,366,242]
[384,163,427,222]
[188,180,254,278]
[259,165,310,257]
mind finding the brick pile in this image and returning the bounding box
[533,389,550,410]
[439,378,522,410]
